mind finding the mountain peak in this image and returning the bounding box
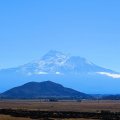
[42,50,68,59]
[46,50,64,55]
[0,81,89,99]
[23,80,62,88]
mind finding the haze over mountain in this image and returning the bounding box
[0,81,89,99]
[0,50,120,94]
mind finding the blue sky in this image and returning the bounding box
[0,0,120,72]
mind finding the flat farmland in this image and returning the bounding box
[0,100,120,120]
[0,100,120,112]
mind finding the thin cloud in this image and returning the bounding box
[97,72,120,79]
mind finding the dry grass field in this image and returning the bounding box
[0,100,120,112]
[0,100,120,120]
[0,115,98,120]
[0,115,31,120]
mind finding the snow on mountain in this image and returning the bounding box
[18,50,69,75]
[20,51,115,78]
[15,50,119,81]
[18,50,115,76]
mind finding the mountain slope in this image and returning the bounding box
[0,81,89,99]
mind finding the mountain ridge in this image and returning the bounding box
[0,81,90,99]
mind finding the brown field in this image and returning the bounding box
[0,100,120,120]
[0,115,98,120]
[0,115,95,120]
[0,100,120,112]
[0,115,31,120]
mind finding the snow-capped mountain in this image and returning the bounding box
[18,50,114,75]
[0,50,120,94]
